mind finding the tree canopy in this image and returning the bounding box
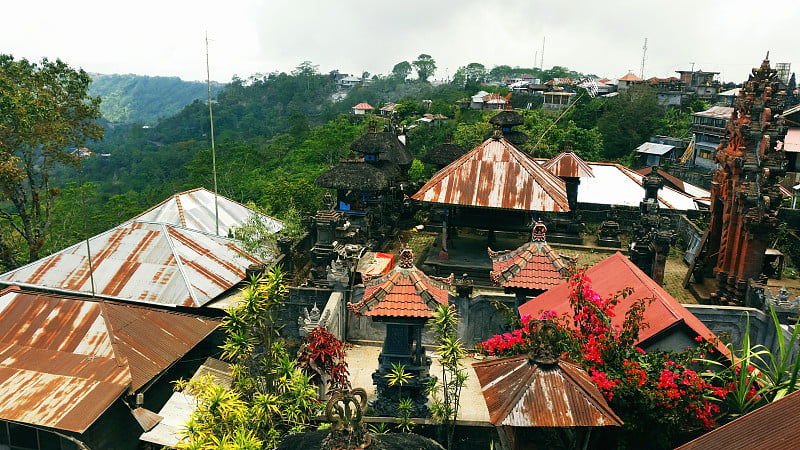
[0,54,103,268]
[412,54,437,82]
[391,61,412,80]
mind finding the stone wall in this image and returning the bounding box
[282,287,345,340]
[685,304,799,360]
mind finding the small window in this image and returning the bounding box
[364,154,376,161]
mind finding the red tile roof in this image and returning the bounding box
[518,252,727,354]
[489,240,574,290]
[412,136,569,212]
[352,102,374,110]
[349,253,452,319]
[473,356,622,427]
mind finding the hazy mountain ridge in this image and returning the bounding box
[88,73,223,125]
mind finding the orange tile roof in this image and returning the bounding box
[349,264,452,319]
[352,102,374,110]
[619,72,643,82]
[489,240,574,290]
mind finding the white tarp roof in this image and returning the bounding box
[635,142,675,156]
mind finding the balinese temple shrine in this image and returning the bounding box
[702,55,788,304]
[348,247,453,417]
[421,140,466,171]
[489,220,577,308]
[412,131,569,267]
[488,108,528,147]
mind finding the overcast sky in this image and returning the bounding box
[3,0,798,84]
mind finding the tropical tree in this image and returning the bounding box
[392,61,412,81]
[413,54,437,82]
[0,54,103,269]
[464,63,487,85]
[176,268,322,449]
[427,304,468,450]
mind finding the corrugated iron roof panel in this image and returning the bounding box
[132,188,283,237]
[693,106,734,119]
[635,142,675,155]
[784,128,800,152]
[0,221,263,307]
[0,289,219,433]
[412,137,569,212]
[473,356,622,427]
[543,151,594,178]
[573,163,705,210]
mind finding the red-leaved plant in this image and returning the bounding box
[296,327,350,392]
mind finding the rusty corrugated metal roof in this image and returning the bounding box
[0,220,264,307]
[131,188,284,237]
[412,136,569,212]
[0,288,218,433]
[543,151,594,178]
[677,389,800,450]
[473,356,622,427]
[0,288,218,432]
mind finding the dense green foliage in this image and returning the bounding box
[88,74,223,124]
[0,54,103,268]
[1,54,700,271]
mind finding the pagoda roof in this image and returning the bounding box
[489,241,574,290]
[412,136,569,212]
[489,110,525,127]
[314,159,392,191]
[350,131,413,167]
[473,356,622,427]
[421,142,467,167]
[348,249,452,319]
[544,151,594,178]
[489,222,575,290]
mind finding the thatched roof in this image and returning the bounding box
[421,142,467,167]
[489,110,525,127]
[350,132,413,167]
[314,160,390,191]
[502,130,528,146]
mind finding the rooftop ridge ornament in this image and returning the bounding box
[321,387,372,450]
[531,219,547,242]
[399,245,414,268]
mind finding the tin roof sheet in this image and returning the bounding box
[784,128,800,152]
[518,252,728,355]
[412,137,569,212]
[693,106,734,119]
[543,151,594,178]
[635,142,675,155]
[472,356,622,427]
[0,220,264,307]
[677,388,800,450]
[132,188,283,237]
[573,162,707,210]
[0,288,218,433]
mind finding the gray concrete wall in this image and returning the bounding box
[282,287,345,340]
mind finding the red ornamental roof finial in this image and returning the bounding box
[399,246,414,268]
[532,220,547,242]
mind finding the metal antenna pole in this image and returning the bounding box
[206,33,219,235]
[79,156,95,296]
[640,38,648,79]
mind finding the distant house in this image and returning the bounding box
[470,90,490,109]
[618,72,643,90]
[542,92,576,110]
[352,102,374,115]
[690,106,733,171]
[635,141,678,166]
[379,102,398,116]
[338,75,362,90]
